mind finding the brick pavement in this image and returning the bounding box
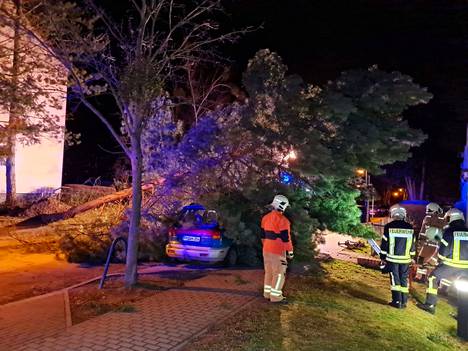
[0,290,70,350]
[4,268,262,351]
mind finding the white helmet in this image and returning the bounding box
[390,204,406,220]
[444,208,465,224]
[271,195,289,212]
[426,202,442,215]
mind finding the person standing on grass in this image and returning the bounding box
[417,208,468,314]
[380,204,416,309]
[261,195,294,304]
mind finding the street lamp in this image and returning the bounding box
[284,149,297,162]
[356,168,373,222]
[356,169,366,176]
[454,278,468,340]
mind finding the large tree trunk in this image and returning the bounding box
[5,0,21,207]
[5,139,16,207]
[124,133,143,288]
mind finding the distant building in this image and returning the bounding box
[0,1,67,198]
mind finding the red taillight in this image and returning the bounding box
[212,232,221,240]
[169,228,177,241]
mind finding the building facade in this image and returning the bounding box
[0,1,67,197]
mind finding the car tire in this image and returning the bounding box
[224,247,238,267]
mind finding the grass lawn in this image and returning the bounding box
[187,261,468,351]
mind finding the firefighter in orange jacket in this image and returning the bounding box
[261,195,293,304]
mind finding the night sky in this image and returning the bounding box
[65,0,468,203]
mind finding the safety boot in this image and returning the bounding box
[389,291,402,309]
[416,302,436,314]
[272,298,289,305]
[401,293,408,309]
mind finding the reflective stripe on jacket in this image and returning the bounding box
[438,220,468,269]
[380,220,415,264]
[261,210,293,255]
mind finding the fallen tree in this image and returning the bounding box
[14,183,156,228]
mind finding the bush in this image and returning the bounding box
[59,231,112,264]
[111,210,168,262]
[309,179,376,238]
[203,179,375,265]
[204,191,263,266]
[60,185,115,207]
[21,197,71,217]
[203,184,319,265]
[55,202,126,263]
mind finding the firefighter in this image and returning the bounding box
[417,208,468,314]
[380,204,416,308]
[261,194,293,304]
[420,202,445,242]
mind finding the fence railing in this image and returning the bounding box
[99,237,127,289]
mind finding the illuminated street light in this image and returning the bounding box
[284,149,297,162]
[454,278,468,340]
[355,168,374,223]
[398,188,404,193]
[356,169,366,176]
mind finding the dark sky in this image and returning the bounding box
[65,0,468,202]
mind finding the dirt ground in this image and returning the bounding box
[0,242,124,305]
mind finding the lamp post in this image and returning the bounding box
[356,169,372,223]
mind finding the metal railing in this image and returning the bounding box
[99,237,127,289]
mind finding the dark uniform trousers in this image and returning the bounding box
[426,264,468,305]
[389,263,410,305]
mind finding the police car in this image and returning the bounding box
[165,204,238,265]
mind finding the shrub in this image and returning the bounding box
[205,191,263,266]
[309,179,376,238]
[203,184,319,265]
[21,197,71,218]
[203,179,375,264]
[60,185,115,207]
[59,231,112,264]
[111,210,168,262]
[55,202,126,263]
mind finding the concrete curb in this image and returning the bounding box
[0,264,168,309]
[63,290,72,328]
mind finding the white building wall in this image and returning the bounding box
[0,2,67,195]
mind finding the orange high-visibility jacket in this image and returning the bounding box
[261,210,293,255]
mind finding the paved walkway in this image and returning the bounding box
[0,290,70,350]
[317,231,361,262]
[2,267,262,351]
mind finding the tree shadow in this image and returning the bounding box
[150,269,208,281]
[327,279,389,306]
[9,213,65,229]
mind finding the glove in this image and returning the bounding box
[286,251,294,260]
[380,260,391,274]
